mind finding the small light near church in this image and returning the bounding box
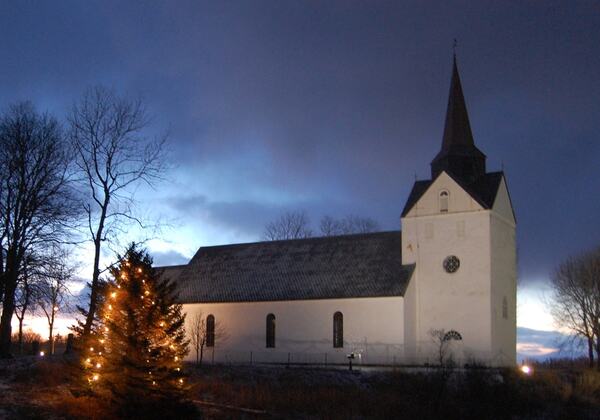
[520,364,532,375]
[39,351,45,356]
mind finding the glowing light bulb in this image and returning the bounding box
[152,381,156,385]
[86,358,91,363]
[93,374,99,381]
[176,368,180,372]
[521,365,532,375]
[144,290,150,296]
[104,327,109,332]
[174,356,179,361]
[90,347,94,352]
[99,339,105,344]
[39,351,45,356]
[137,268,142,273]
[53,306,59,311]
[108,304,113,310]
[96,363,101,368]
[178,379,183,384]
[111,292,117,298]
[160,322,164,327]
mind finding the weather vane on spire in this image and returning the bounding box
[453,38,458,56]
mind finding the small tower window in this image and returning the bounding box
[439,190,449,212]
[502,297,508,319]
[333,312,343,348]
[206,314,215,347]
[266,314,276,348]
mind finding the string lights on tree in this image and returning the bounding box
[81,244,189,413]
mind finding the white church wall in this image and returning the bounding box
[490,179,517,365]
[402,172,496,364]
[183,296,405,365]
[491,177,515,225]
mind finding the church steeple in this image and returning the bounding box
[431,55,486,183]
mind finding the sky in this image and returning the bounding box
[2,1,599,359]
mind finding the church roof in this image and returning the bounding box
[156,231,414,304]
[439,56,478,152]
[401,171,505,217]
[431,55,486,182]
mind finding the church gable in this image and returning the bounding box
[492,176,516,224]
[402,171,484,217]
[165,231,415,304]
[402,170,505,218]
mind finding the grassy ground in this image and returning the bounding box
[0,357,599,419]
[188,363,600,419]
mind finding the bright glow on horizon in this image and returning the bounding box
[517,282,556,332]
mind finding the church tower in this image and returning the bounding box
[401,56,517,366]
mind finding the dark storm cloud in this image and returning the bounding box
[1,1,599,284]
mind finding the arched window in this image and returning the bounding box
[206,314,215,347]
[266,314,276,348]
[502,297,508,319]
[443,330,462,341]
[439,190,449,213]
[333,312,343,348]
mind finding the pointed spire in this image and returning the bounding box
[431,53,486,182]
[441,54,475,151]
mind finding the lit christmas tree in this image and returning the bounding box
[81,244,190,414]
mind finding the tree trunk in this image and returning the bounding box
[200,345,204,366]
[49,313,55,355]
[588,336,595,368]
[17,315,24,355]
[596,336,600,371]
[83,198,109,336]
[0,267,18,358]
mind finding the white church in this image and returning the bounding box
[158,58,517,367]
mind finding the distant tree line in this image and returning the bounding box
[263,210,380,241]
[0,87,167,357]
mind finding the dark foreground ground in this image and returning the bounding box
[0,357,599,419]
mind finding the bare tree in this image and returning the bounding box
[550,247,600,369]
[319,215,380,236]
[0,102,77,357]
[189,312,228,365]
[14,255,42,355]
[429,328,462,367]
[37,246,74,355]
[263,210,312,240]
[68,86,167,336]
